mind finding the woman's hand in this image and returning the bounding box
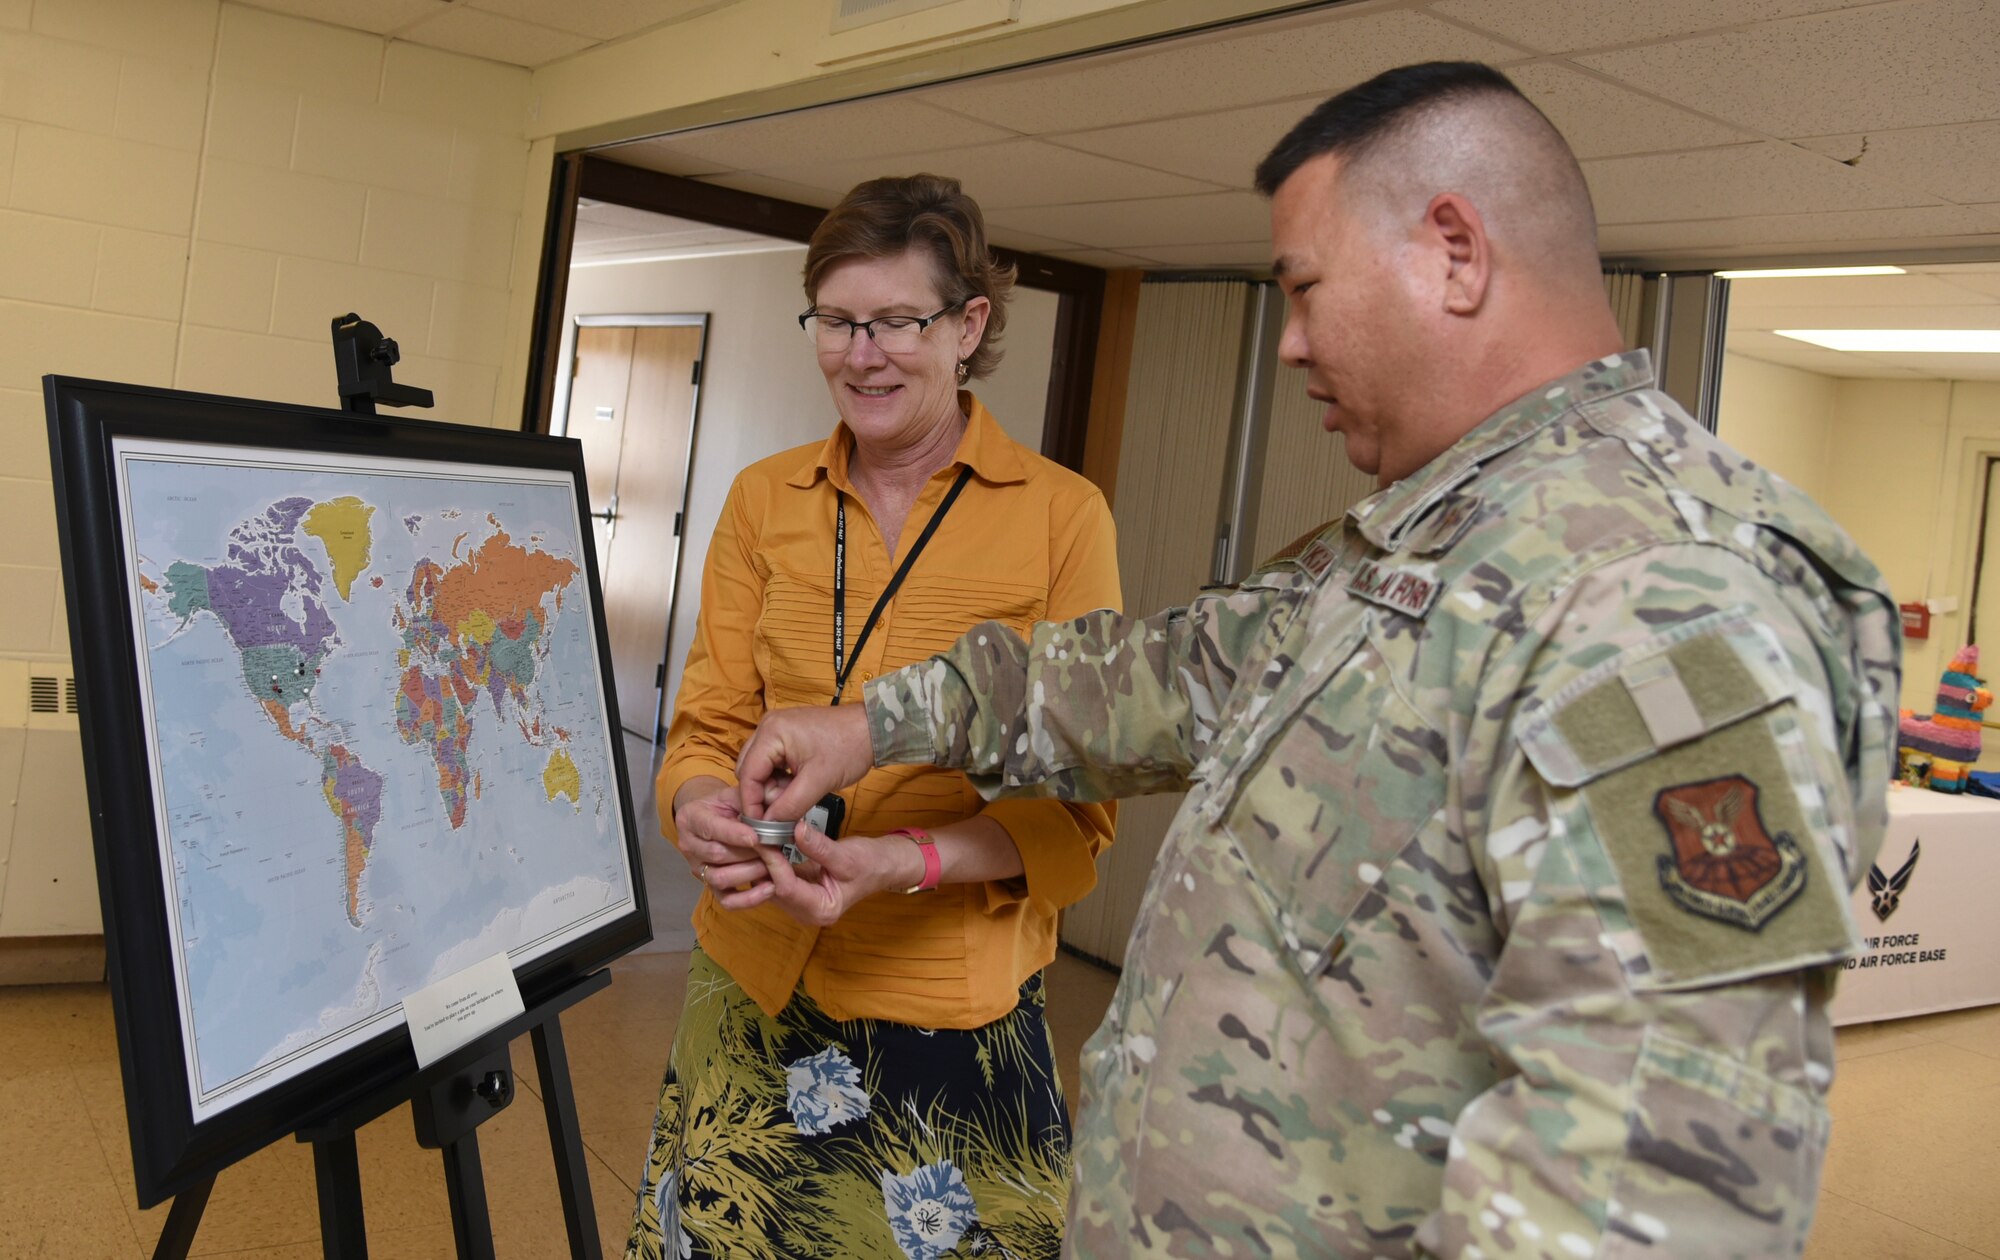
[673,776,778,908]
[751,826,926,928]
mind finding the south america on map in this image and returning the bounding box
[120,443,634,1118]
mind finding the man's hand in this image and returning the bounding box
[735,704,875,821]
[751,825,925,927]
[672,777,773,905]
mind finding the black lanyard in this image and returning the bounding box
[833,464,974,705]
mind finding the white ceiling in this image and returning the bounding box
[587,0,2000,275]
[570,198,803,266]
[1727,264,2000,380]
[235,0,735,67]
[278,0,2000,382]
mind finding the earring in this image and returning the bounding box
[956,360,969,384]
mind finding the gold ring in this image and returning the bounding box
[700,865,710,883]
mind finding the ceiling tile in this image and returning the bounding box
[701,170,848,208]
[1725,303,2000,331]
[987,191,1271,250]
[1832,351,2000,379]
[1584,142,1938,226]
[235,0,442,33]
[620,97,1015,173]
[1140,242,1274,268]
[468,0,731,41]
[1800,121,2000,206]
[1725,333,1919,378]
[1599,202,2000,256]
[1746,357,1931,381]
[1933,271,2000,299]
[1506,63,1750,159]
[1576,0,2000,137]
[987,227,1092,255]
[1048,248,1159,269]
[398,7,593,67]
[917,9,1523,135]
[758,139,1218,212]
[1919,261,2000,274]
[570,220,628,245]
[1432,0,1859,54]
[1051,97,1319,190]
[1726,273,2000,311]
[576,200,706,231]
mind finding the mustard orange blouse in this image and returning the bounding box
[657,395,1121,1028]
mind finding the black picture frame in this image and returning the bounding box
[44,376,650,1209]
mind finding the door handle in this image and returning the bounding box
[591,493,619,532]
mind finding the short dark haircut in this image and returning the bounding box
[804,173,1015,380]
[1254,61,1534,197]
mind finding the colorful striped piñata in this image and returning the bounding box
[1898,644,1992,792]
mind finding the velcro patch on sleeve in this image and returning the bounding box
[1518,610,1856,988]
[1518,611,1793,787]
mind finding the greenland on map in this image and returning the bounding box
[112,436,636,1121]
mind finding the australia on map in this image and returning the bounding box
[119,444,634,1119]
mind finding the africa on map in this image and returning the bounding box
[116,440,635,1119]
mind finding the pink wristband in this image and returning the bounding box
[892,829,940,894]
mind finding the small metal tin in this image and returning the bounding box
[747,817,803,863]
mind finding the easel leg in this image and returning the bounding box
[534,1018,603,1260]
[441,1133,498,1260]
[312,1134,369,1260]
[150,1175,213,1260]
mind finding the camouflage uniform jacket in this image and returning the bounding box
[863,351,1900,1258]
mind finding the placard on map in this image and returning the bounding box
[46,378,649,1207]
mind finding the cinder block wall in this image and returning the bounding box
[0,0,533,658]
[0,0,535,943]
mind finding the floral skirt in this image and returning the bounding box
[624,948,1072,1260]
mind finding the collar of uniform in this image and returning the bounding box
[1349,350,1657,550]
[783,391,1027,491]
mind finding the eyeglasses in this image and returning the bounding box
[798,301,964,353]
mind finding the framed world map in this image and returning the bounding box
[45,376,649,1208]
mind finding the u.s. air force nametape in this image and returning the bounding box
[1346,558,1440,618]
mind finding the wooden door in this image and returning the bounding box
[606,325,702,739]
[569,320,704,741]
[570,326,634,581]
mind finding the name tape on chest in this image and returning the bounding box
[1297,538,1339,583]
[1346,558,1440,618]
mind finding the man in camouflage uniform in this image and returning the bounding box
[738,62,1899,1257]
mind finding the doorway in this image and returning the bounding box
[565,313,705,743]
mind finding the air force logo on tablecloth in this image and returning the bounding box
[1868,839,1921,923]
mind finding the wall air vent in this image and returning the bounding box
[21,662,80,732]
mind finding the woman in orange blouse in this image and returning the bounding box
[625,174,1119,1260]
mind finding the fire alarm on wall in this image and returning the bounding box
[1900,602,1931,640]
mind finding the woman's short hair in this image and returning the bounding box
[804,173,1016,381]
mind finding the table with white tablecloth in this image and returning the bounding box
[1832,787,2000,1025]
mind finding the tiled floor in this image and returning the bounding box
[1,956,1997,1257]
[0,949,1116,1259]
[8,742,1995,1257]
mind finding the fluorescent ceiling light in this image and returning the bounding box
[1715,265,1907,278]
[1775,329,2000,353]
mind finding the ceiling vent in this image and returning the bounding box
[832,0,961,29]
[825,0,1019,53]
